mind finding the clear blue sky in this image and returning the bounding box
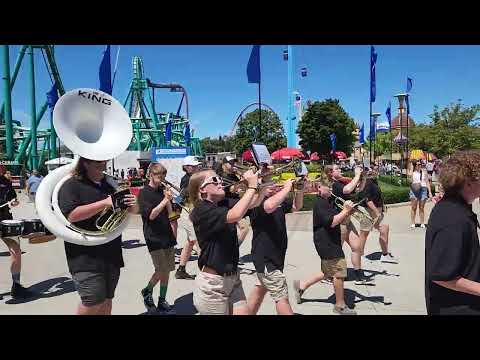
[4,45,480,139]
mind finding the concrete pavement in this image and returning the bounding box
[1,191,466,315]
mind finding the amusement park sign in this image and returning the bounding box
[151,147,190,160]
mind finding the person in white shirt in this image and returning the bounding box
[409,161,433,228]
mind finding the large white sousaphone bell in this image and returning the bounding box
[36,89,133,246]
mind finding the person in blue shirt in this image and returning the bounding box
[26,170,43,204]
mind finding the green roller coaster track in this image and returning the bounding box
[0,46,202,175]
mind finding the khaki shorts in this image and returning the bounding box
[178,210,197,242]
[359,207,383,232]
[340,218,357,243]
[321,258,347,279]
[150,247,176,273]
[256,269,288,302]
[193,271,247,315]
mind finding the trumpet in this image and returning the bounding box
[222,158,303,190]
[329,192,375,230]
[161,180,192,215]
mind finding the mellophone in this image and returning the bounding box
[1,219,56,244]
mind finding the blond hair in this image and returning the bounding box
[439,150,480,195]
[148,162,167,177]
[188,170,215,206]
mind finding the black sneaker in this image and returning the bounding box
[175,269,196,280]
[141,288,156,312]
[11,283,34,299]
[354,271,374,285]
[157,299,175,314]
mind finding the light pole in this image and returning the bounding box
[394,93,407,177]
[371,112,381,165]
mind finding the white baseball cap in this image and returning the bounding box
[183,156,201,166]
[224,155,236,163]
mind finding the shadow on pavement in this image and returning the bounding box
[365,251,382,261]
[239,253,253,264]
[300,288,392,308]
[122,239,147,249]
[139,292,197,315]
[4,276,75,305]
[0,251,26,257]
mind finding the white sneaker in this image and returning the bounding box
[410,224,416,229]
[420,224,426,228]
[381,253,399,264]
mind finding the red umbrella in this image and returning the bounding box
[271,147,306,161]
[333,151,347,159]
[242,149,254,162]
[310,152,320,161]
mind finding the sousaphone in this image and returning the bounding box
[35,89,133,246]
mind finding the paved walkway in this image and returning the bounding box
[2,192,470,315]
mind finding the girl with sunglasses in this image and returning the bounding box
[189,169,260,315]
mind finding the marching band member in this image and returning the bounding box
[138,163,177,313]
[356,168,398,264]
[0,166,27,299]
[327,164,373,285]
[58,157,139,315]
[425,150,480,315]
[246,178,304,315]
[175,156,200,280]
[189,168,259,315]
[293,177,357,315]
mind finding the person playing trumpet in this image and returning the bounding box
[246,177,304,315]
[293,177,357,315]
[189,169,260,315]
[327,164,373,285]
[58,157,139,315]
[137,163,178,314]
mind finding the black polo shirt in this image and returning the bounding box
[137,184,177,252]
[58,176,124,273]
[425,194,480,315]
[248,199,292,273]
[180,173,190,193]
[358,178,384,209]
[0,175,16,221]
[190,198,240,275]
[313,196,344,260]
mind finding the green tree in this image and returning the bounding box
[231,109,286,154]
[297,99,356,155]
[364,131,399,158]
[200,135,234,153]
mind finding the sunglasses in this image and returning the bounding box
[200,176,223,189]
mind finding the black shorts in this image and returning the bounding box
[71,264,121,307]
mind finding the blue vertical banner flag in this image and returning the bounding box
[247,45,261,84]
[406,77,413,115]
[165,120,172,144]
[46,83,59,110]
[386,101,392,129]
[370,46,377,103]
[359,123,365,145]
[99,45,112,95]
[330,133,337,152]
[184,122,191,146]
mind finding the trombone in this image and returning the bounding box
[329,192,376,230]
[161,179,192,214]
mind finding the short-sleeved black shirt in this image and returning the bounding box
[358,178,383,209]
[180,173,191,193]
[190,198,240,275]
[137,184,177,252]
[313,196,344,260]
[425,195,480,314]
[58,176,124,273]
[0,175,16,220]
[248,199,292,273]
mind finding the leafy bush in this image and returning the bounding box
[378,175,410,187]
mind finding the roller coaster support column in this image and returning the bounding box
[28,46,38,169]
[15,101,48,164]
[2,45,14,159]
[0,45,27,123]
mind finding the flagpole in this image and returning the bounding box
[258,81,262,143]
[369,102,372,164]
